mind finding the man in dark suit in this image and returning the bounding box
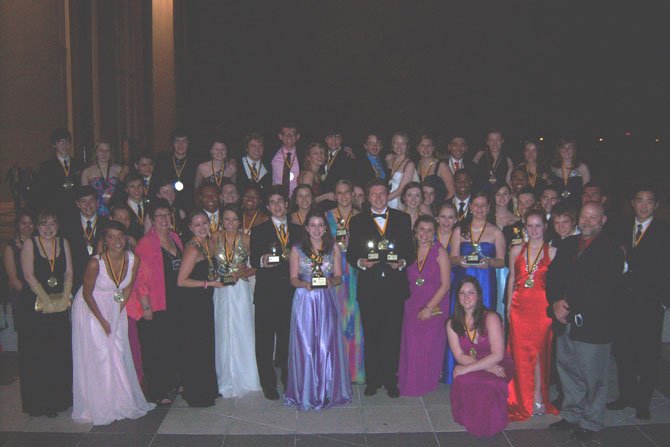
[153,129,198,212]
[607,186,670,419]
[237,132,272,200]
[446,133,471,176]
[447,170,473,223]
[61,186,108,291]
[356,132,387,187]
[250,185,301,400]
[546,202,624,441]
[319,129,356,210]
[123,173,148,240]
[347,179,415,398]
[32,128,83,219]
[197,183,223,235]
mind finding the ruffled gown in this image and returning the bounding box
[284,247,352,410]
[72,253,155,425]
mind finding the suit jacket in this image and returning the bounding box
[355,155,387,188]
[61,214,109,291]
[250,219,301,305]
[153,151,198,212]
[618,217,670,306]
[347,209,415,302]
[32,156,83,219]
[236,156,273,199]
[446,196,473,223]
[127,200,148,241]
[322,148,356,192]
[546,234,624,343]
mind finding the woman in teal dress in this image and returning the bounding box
[325,179,365,384]
[443,191,506,384]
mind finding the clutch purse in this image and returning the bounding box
[34,292,72,313]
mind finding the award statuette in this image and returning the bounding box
[267,243,281,265]
[310,250,327,289]
[335,208,352,253]
[385,242,399,263]
[366,241,379,261]
[216,232,237,285]
[465,221,487,264]
[511,226,523,246]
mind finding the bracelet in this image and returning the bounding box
[142,305,151,311]
[203,280,208,289]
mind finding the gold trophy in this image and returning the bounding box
[465,243,482,264]
[267,242,281,265]
[385,241,398,263]
[366,240,379,261]
[215,254,236,285]
[310,251,327,289]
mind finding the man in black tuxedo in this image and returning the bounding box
[237,132,272,200]
[32,128,83,219]
[319,129,356,210]
[124,173,148,241]
[347,179,415,398]
[546,202,624,441]
[356,132,387,187]
[154,129,198,212]
[197,183,223,235]
[607,186,670,419]
[447,170,473,223]
[61,186,108,291]
[250,185,301,400]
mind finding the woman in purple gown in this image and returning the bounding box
[285,212,352,410]
[448,276,513,437]
[398,216,451,396]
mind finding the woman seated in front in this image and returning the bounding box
[447,276,513,437]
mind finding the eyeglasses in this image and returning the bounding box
[55,139,71,144]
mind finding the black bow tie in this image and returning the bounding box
[372,213,387,219]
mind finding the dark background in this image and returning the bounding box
[173,1,669,196]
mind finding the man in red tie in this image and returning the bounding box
[546,202,624,441]
[447,133,469,175]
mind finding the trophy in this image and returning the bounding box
[366,240,379,261]
[385,242,399,263]
[511,227,523,246]
[465,243,483,264]
[267,242,281,265]
[310,251,327,289]
[215,254,236,285]
[335,219,348,252]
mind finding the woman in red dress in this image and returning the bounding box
[506,207,559,421]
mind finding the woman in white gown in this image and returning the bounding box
[386,131,419,210]
[212,205,261,398]
[72,222,154,425]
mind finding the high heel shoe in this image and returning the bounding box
[533,401,546,416]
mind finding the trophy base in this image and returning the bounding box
[267,255,281,265]
[367,253,379,261]
[465,255,482,264]
[311,277,327,288]
[222,274,236,286]
[385,254,399,263]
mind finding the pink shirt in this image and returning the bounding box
[128,228,183,320]
[271,147,300,196]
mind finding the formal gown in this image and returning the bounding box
[326,211,365,384]
[212,236,261,398]
[17,237,72,416]
[442,241,497,384]
[550,166,582,207]
[90,175,120,217]
[177,257,219,407]
[72,253,155,425]
[495,266,509,324]
[284,247,352,410]
[387,168,419,210]
[450,327,513,437]
[398,244,449,396]
[507,244,558,421]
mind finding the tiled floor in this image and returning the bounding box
[1,352,670,446]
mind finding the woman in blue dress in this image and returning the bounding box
[443,191,506,384]
[81,142,123,217]
[285,211,352,410]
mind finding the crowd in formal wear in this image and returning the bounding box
[3,125,668,441]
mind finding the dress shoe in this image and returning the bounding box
[606,399,634,411]
[364,385,379,396]
[571,427,596,441]
[636,407,651,420]
[549,419,576,431]
[386,386,400,398]
[263,388,280,400]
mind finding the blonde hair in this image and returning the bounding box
[91,141,114,164]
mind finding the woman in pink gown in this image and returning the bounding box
[398,215,451,396]
[448,276,513,437]
[72,222,154,425]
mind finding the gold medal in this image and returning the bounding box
[62,179,74,190]
[524,277,534,288]
[469,347,477,359]
[174,180,184,191]
[47,276,58,288]
[561,190,570,198]
[415,277,425,286]
[113,290,125,303]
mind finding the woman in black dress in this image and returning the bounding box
[18,209,73,417]
[3,209,34,331]
[176,210,221,407]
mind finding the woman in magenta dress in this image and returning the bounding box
[398,216,451,396]
[506,208,558,421]
[448,276,513,437]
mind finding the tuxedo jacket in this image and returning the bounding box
[236,156,273,199]
[127,201,148,241]
[153,151,198,212]
[546,234,624,343]
[322,149,356,193]
[250,219,302,305]
[355,155,387,189]
[32,156,83,218]
[446,196,473,223]
[61,214,109,291]
[617,217,670,306]
[347,209,415,302]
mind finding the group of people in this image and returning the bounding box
[3,126,667,441]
